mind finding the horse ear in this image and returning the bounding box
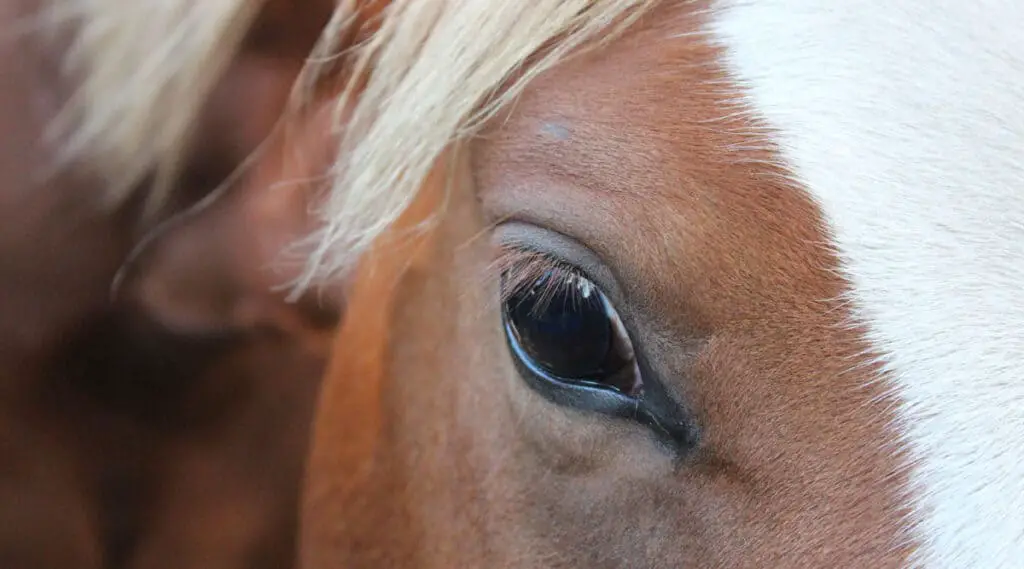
[123,170,341,337]
[122,97,344,337]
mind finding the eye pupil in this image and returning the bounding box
[508,281,612,379]
[503,271,638,396]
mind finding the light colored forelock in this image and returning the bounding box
[295,0,661,290]
[56,0,658,279]
[711,1,1024,567]
[54,0,264,210]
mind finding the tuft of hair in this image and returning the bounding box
[54,0,657,286]
[53,0,264,211]
[292,0,660,291]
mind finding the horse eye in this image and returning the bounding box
[502,269,642,398]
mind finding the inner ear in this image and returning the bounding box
[122,128,341,337]
[121,185,250,335]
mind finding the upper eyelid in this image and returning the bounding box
[492,221,627,307]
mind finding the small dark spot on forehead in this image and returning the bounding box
[540,122,572,141]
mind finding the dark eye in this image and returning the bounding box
[498,248,697,450]
[502,269,642,398]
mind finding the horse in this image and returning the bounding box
[36,0,1024,568]
[294,1,1024,567]
[0,0,339,566]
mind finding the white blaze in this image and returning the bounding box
[710,1,1024,567]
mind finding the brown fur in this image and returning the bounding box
[302,4,910,568]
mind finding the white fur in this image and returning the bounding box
[710,1,1024,567]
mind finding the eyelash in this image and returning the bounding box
[493,245,595,311]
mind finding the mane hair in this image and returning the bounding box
[56,0,661,286]
[55,0,264,210]
[303,0,665,290]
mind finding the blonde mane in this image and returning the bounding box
[58,0,659,288]
[56,0,264,209]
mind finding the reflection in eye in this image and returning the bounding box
[498,248,642,398]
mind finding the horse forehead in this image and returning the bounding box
[474,7,830,302]
[712,0,1024,567]
[481,21,720,168]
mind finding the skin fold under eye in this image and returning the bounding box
[493,238,698,451]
